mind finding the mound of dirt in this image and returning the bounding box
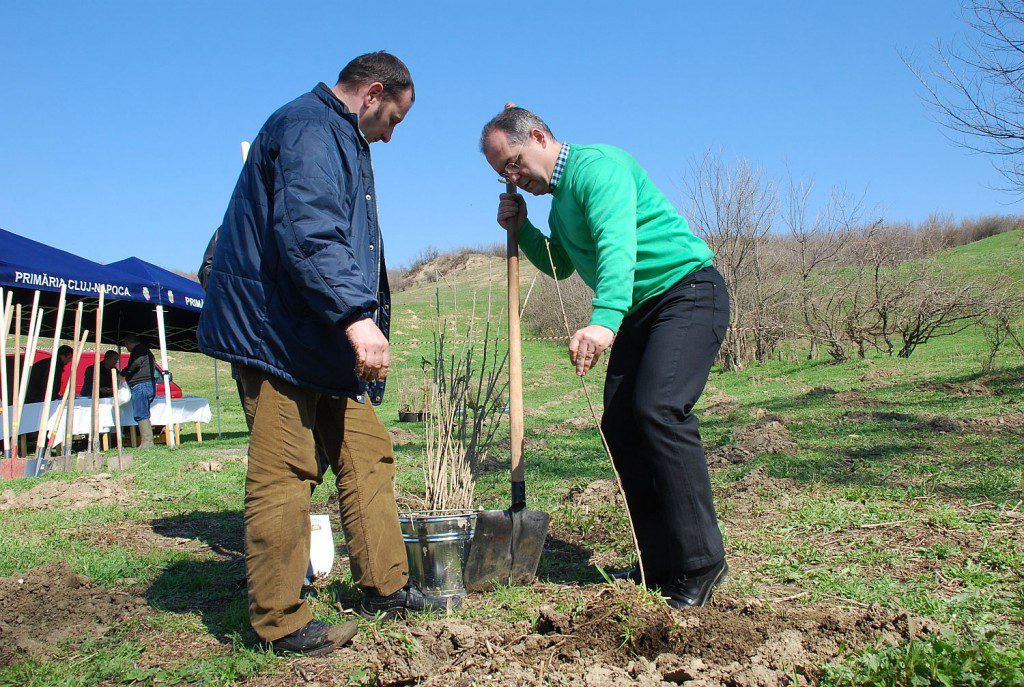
[0,561,146,665]
[700,391,741,417]
[565,479,625,511]
[0,473,132,511]
[709,419,798,466]
[322,585,938,687]
[915,380,998,397]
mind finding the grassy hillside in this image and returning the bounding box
[1,239,1022,685]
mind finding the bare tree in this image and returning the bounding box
[783,174,866,358]
[687,151,783,368]
[909,0,1024,193]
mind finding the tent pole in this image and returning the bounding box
[155,304,174,447]
[1,289,12,460]
[213,359,221,438]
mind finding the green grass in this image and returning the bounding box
[1,242,1022,683]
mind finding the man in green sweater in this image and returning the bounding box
[480,107,730,608]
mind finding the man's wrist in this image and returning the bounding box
[589,307,623,333]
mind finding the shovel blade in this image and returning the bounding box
[465,507,550,592]
[22,458,39,478]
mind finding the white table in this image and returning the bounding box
[4,396,212,448]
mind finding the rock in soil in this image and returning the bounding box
[0,473,132,511]
[0,561,146,666]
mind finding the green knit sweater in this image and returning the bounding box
[518,144,714,332]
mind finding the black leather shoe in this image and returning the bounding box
[271,619,358,656]
[660,559,729,609]
[359,582,459,620]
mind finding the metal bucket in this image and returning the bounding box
[399,509,478,598]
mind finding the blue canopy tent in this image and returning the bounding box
[0,229,202,351]
[1,228,210,448]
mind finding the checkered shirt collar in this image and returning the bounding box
[549,143,570,191]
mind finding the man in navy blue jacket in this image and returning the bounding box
[199,52,439,656]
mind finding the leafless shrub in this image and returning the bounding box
[978,289,1024,371]
[387,268,409,292]
[893,269,985,358]
[523,271,593,337]
[423,287,508,510]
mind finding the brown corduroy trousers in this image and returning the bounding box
[239,367,408,641]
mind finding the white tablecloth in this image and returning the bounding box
[4,396,212,446]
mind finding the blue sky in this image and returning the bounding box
[0,1,1012,271]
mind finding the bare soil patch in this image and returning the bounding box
[0,473,133,511]
[565,479,625,511]
[0,561,146,666]
[700,390,741,417]
[915,380,998,397]
[843,410,1024,434]
[262,585,938,686]
[389,427,420,445]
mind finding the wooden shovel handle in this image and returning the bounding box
[507,179,525,490]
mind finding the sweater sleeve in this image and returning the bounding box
[517,219,576,279]
[572,156,638,332]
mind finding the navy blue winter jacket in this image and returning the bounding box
[198,84,390,402]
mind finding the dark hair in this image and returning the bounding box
[337,51,415,102]
[479,107,556,152]
[123,334,140,346]
[103,350,119,361]
[58,345,73,358]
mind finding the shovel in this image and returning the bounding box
[464,169,550,592]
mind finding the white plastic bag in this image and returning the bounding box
[116,381,131,404]
[305,514,335,584]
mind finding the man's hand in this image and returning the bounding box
[497,192,527,232]
[568,325,615,376]
[345,317,390,382]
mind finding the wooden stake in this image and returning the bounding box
[12,306,44,457]
[34,286,67,458]
[111,367,123,468]
[46,328,89,456]
[91,290,105,453]
[64,303,83,456]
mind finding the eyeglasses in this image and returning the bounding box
[497,139,527,183]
